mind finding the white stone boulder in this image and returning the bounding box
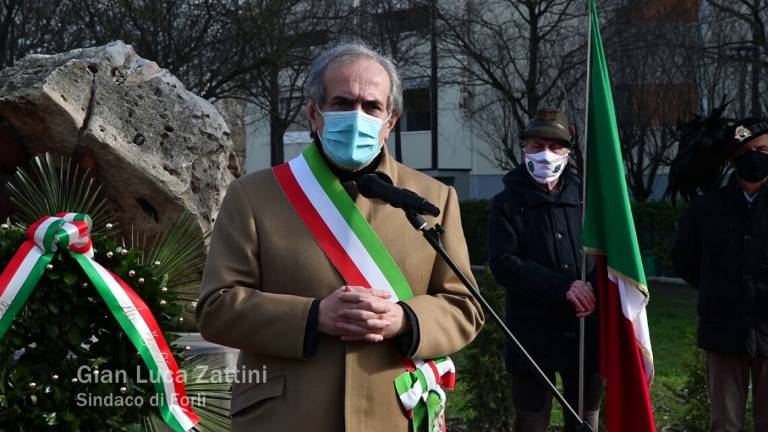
[0,41,239,234]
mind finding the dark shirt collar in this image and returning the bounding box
[726,172,767,204]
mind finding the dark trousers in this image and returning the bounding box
[706,351,768,432]
[510,369,603,432]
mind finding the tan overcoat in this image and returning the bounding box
[196,148,484,432]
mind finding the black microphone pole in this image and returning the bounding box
[402,209,595,432]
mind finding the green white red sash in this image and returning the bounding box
[273,144,455,432]
[0,213,199,432]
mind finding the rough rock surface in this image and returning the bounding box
[0,41,239,234]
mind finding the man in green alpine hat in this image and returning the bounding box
[489,107,602,432]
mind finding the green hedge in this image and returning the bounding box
[630,201,687,277]
[460,199,686,277]
[459,200,490,266]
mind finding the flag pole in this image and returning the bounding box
[579,0,594,421]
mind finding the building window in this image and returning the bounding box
[402,88,431,132]
[362,4,430,35]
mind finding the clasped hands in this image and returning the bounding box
[319,285,408,342]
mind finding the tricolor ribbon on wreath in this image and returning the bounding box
[0,213,200,432]
[273,144,455,432]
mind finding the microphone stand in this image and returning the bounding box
[403,209,594,432]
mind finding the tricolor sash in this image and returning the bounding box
[0,213,199,432]
[273,144,454,432]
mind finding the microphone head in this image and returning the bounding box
[355,173,440,217]
[355,173,390,199]
[420,200,441,217]
[355,173,376,198]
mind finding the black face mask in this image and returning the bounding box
[734,150,768,183]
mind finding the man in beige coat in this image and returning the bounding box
[196,43,484,432]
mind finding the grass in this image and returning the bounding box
[448,278,700,431]
[646,282,699,429]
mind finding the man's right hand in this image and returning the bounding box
[566,280,595,317]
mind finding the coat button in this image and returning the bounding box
[562,264,570,270]
[556,233,563,239]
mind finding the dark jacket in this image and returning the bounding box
[672,175,768,356]
[488,165,598,372]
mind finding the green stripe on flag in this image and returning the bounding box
[0,252,52,338]
[581,0,647,290]
[303,145,413,300]
[73,255,186,432]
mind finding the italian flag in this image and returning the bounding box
[582,1,656,431]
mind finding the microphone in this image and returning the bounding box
[356,174,441,217]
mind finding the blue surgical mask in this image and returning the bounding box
[317,109,390,170]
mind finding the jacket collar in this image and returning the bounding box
[373,143,399,186]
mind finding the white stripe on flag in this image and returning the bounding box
[0,246,44,322]
[89,260,196,430]
[289,155,398,302]
[610,271,654,382]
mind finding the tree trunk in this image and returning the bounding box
[751,45,762,117]
[269,66,283,166]
[0,1,18,67]
[526,3,540,116]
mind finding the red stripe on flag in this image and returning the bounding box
[110,270,200,423]
[596,255,655,432]
[0,241,36,297]
[273,163,371,287]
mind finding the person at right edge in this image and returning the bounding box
[670,107,768,432]
[488,107,601,432]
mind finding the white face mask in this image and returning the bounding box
[524,150,569,184]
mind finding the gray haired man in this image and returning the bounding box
[196,43,484,431]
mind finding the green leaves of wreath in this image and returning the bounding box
[0,154,232,432]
